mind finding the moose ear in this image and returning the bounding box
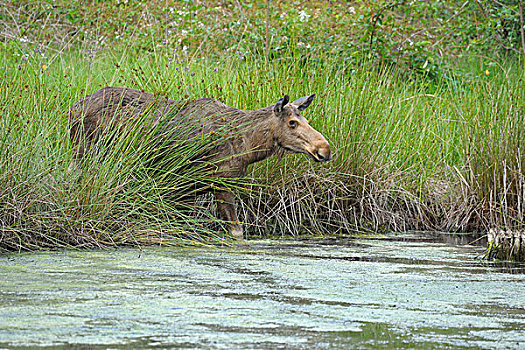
[274,95,290,113]
[291,93,316,111]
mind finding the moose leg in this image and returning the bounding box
[215,190,243,239]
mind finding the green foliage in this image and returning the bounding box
[474,0,524,52]
[2,0,523,77]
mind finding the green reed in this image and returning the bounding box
[1,42,524,250]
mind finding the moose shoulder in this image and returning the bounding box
[69,86,331,239]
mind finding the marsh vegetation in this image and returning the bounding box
[1,1,524,252]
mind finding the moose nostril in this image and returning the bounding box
[316,149,331,162]
[316,151,324,160]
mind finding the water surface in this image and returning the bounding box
[1,235,524,349]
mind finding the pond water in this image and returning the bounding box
[1,235,524,349]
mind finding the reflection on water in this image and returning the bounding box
[0,234,524,349]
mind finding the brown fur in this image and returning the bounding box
[69,86,331,239]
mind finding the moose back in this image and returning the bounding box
[69,87,331,239]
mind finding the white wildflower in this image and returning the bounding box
[298,10,310,22]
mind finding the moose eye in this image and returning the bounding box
[288,120,297,129]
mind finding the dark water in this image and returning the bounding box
[1,235,524,349]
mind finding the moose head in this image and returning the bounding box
[273,94,332,162]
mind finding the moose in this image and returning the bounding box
[69,87,331,239]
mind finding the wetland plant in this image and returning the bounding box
[1,43,524,256]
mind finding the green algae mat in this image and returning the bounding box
[1,237,524,349]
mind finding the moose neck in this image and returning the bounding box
[242,111,281,165]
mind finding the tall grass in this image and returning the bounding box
[0,49,243,250]
[1,42,524,250]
